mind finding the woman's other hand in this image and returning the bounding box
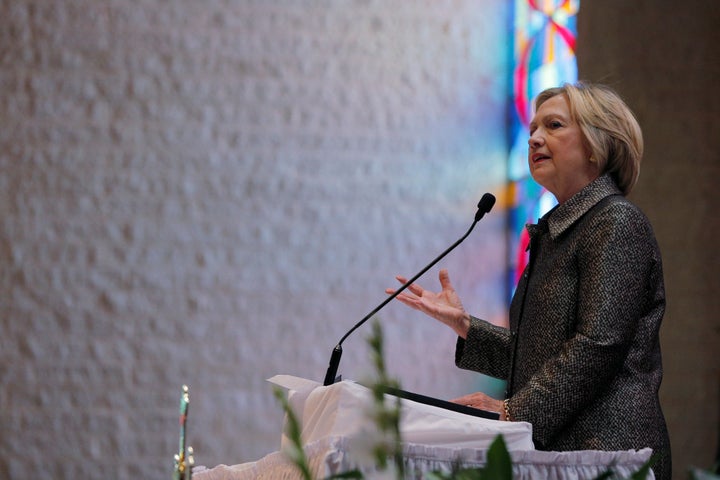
[451,391,505,420]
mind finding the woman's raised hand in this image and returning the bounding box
[386,268,471,339]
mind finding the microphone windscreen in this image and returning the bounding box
[475,193,496,221]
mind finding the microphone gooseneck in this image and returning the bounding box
[322,193,496,386]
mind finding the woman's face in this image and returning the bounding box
[528,94,598,204]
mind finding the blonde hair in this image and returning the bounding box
[535,83,643,195]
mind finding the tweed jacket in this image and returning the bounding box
[455,175,671,479]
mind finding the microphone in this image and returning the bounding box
[322,193,496,386]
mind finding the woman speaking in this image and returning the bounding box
[387,83,671,479]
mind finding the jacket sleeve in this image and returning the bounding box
[507,201,664,446]
[455,316,513,380]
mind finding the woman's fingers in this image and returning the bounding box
[388,292,424,311]
[449,392,503,413]
[393,275,426,298]
[438,268,453,290]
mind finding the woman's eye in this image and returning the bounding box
[549,120,563,129]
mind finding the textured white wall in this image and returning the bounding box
[0,1,510,478]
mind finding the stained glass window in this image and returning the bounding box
[508,0,580,296]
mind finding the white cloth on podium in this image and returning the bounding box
[268,375,534,451]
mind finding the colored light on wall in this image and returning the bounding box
[508,0,579,295]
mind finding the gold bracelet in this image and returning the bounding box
[503,399,513,422]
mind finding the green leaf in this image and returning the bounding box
[455,468,486,479]
[423,472,453,480]
[481,435,513,480]
[625,453,657,480]
[628,458,653,480]
[273,387,313,480]
[326,470,365,479]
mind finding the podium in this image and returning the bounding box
[192,376,654,479]
[269,375,534,451]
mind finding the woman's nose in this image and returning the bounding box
[528,132,544,148]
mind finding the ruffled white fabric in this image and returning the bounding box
[194,435,654,479]
[193,376,653,479]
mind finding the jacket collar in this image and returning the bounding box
[530,175,623,240]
